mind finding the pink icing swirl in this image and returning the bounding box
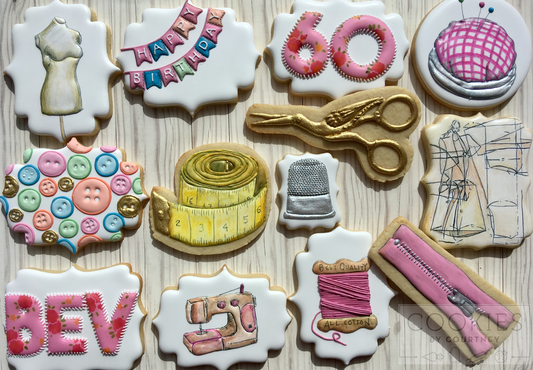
[331,15,396,81]
[283,12,328,77]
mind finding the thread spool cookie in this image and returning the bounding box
[412,0,532,110]
[153,266,291,370]
[266,0,409,99]
[117,0,259,115]
[4,264,146,370]
[5,0,120,141]
[290,227,395,363]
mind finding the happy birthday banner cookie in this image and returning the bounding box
[4,264,146,370]
[5,0,120,141]
[153,266,291,370]
[266,0,409,99]
[0,139,149,253]
[117,0,259,115]
[412,0,532,110]
[150,143,270,255]
[246,87,421,182]
[421,113,533,250]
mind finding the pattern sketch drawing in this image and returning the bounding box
[421,114,533,249]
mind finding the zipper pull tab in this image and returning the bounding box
[448,289,477,317]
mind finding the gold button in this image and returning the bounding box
[58,177,74,192]
[3,176,19,198]
[42,230,58,244]
[117,195,141,218]
[8,209,24,222]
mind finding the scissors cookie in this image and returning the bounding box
[246,87,421,182]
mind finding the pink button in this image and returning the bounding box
[110,174,132,195]
[39,178,58,197]
[33,210,54,231]
[13,223,35,245]
[72,177,112,215]
[120,162,139,175]
[38,151,66,177]
[78,235,103,248]
[100,146,117,153]
[5,164,14,175]
[67,138,92,154]
[81,216,100,234]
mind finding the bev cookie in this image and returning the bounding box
[117,0,259,115]
[0,138,149,253]
[277,152,341,230]
[266,0,409,99]
[4,264,146,370]
[369,217,520,363]
[5,0,120,141]
[290,227,394,363]
[421,113,533,250]
[153,266,291,370]
[247,86,421,182]
[412,0,532,110]
[150,143,270,255]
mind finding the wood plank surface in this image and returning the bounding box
[0,0,531,369]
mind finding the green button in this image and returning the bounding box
[59,219,79,238]
[132,177,142,194]
[67,155,92,179]
[23,148,33,163]
[17,189,41,212]
[110,232,123,242]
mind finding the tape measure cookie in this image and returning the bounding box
[150,143,271,255]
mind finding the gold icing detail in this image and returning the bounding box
[151,190,170,236]
[3,176,19,198]
[42,230,58,244]
[118,195,142,218]
[58,177,74,192]
[312,258,371,274]
[8,209,23,223]
[317,315,378,333]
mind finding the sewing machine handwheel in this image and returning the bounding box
[367,140,407,176]
[376,94,418,132]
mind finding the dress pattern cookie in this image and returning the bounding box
[290,227,395,364]
[4,264,145,370]
[268,0,409,99]
[5,0,120,141]
[0,139,148,253]
[421,113,532,250]
[153,266,291,370]
[117,0,259,114]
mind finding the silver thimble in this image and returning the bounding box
[284,158,335,219]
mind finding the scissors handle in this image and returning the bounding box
[366,139,408,176]
[370,94,418,132]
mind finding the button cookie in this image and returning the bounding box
[1,138,149,253]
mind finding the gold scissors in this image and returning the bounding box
[248,94,418,176]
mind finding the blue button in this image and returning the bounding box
[18,164,40,185]
[58,239,77,253]
[0,195,8,215]
[95,154,119,177]
[51,196,74,218]
[103,212,125,232]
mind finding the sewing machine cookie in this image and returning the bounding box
[290,227,394,363]
[266,0,409,99]
[246,87,421,182]
[412,0,532,111]
[369,217,521,364]
[150,143,270,255]
[153,266,291,370]
[0,138,149,253]
[4,264,146,370]
[117,0,259,115]
[5,0,120,141]
[277,152,341,230]
[421,113,533,250]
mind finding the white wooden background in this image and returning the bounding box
[1,0,532,369]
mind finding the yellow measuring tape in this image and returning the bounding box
[166,150,268,247]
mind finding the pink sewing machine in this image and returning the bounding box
[183,284,258,355]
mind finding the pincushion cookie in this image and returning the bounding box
[117,0,260,115]
[4,264,146,370]
[5,0,120,141]
[290,227,395,363]
[0,139,149,253]
[267,0,409,99]
[421,113,532,250]
[153,266,291,370]
[412,0,532,110]
[150,143,270,255]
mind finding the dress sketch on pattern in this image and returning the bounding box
[427,117,532,247]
